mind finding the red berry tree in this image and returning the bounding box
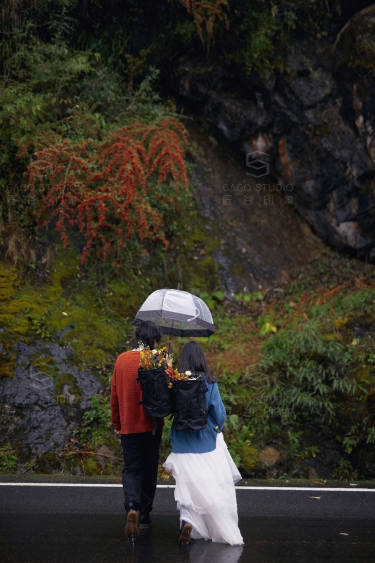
[26,116,189,267]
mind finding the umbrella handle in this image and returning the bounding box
[187,306,200,323]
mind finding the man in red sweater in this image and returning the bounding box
[111,320,163,538]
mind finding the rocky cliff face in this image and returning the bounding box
[175,6,375,264]
[186,122,326,294]
[0,336,101,463]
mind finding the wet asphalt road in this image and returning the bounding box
[1,484,375,562]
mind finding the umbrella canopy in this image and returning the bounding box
[132,289,214,337]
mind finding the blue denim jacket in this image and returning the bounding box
[170,380,226,453]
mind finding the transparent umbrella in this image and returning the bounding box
[132,289,214,337]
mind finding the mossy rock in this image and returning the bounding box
[0,258,67,339]
[0,362,15,378]
[240,444,261,473]
[54,372,82,406]
[83,455,102,476]
[31,354,59,377]
[31,353,83,405]
[0,251,128,366]
[174,221,221,292]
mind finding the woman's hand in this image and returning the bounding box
[165,353,173,368]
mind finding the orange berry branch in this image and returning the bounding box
[25,117,189,267]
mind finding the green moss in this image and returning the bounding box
[54,372,82,405]
[83,455,101,476]
[0,262,30,336]
[0,263,18,301]
[31,354,58,377]
[241,444,261,473]
[0,258,67,339]
[106,278,146,318]
[0,251,132,368]
[173,219,221,293]
[62,301,121,366]
[31,353,83,404]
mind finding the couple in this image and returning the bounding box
[110,320,244,546]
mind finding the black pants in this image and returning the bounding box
[121,429,162,521]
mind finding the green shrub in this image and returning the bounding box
[0,444,18,473]
[245,316,374,474]
[79,393,112,448]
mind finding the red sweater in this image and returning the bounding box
[110,350,162,434]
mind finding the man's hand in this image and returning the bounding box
[114,428,121,435]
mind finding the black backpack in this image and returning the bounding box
[137,363,172,433]
[172,372,208,431]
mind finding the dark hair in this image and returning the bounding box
[178,341,216,382]
[135,320,161,349]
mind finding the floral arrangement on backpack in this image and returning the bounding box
[137,342,200,388]
[167,368,201,388]
[138,343,169,370]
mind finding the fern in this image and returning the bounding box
[246,320,373,463]
[47,0,77,44]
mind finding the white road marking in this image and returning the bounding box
[0,483,374,492]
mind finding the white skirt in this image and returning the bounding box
[163,432,244,546]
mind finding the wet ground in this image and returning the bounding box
[1,514,374,562]
[1,483,374,562]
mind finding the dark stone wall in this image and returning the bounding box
[173,6,375,262]
[0,338,101,458]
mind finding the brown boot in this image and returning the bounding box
[125,509,139,539]
[178,522,192,544]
